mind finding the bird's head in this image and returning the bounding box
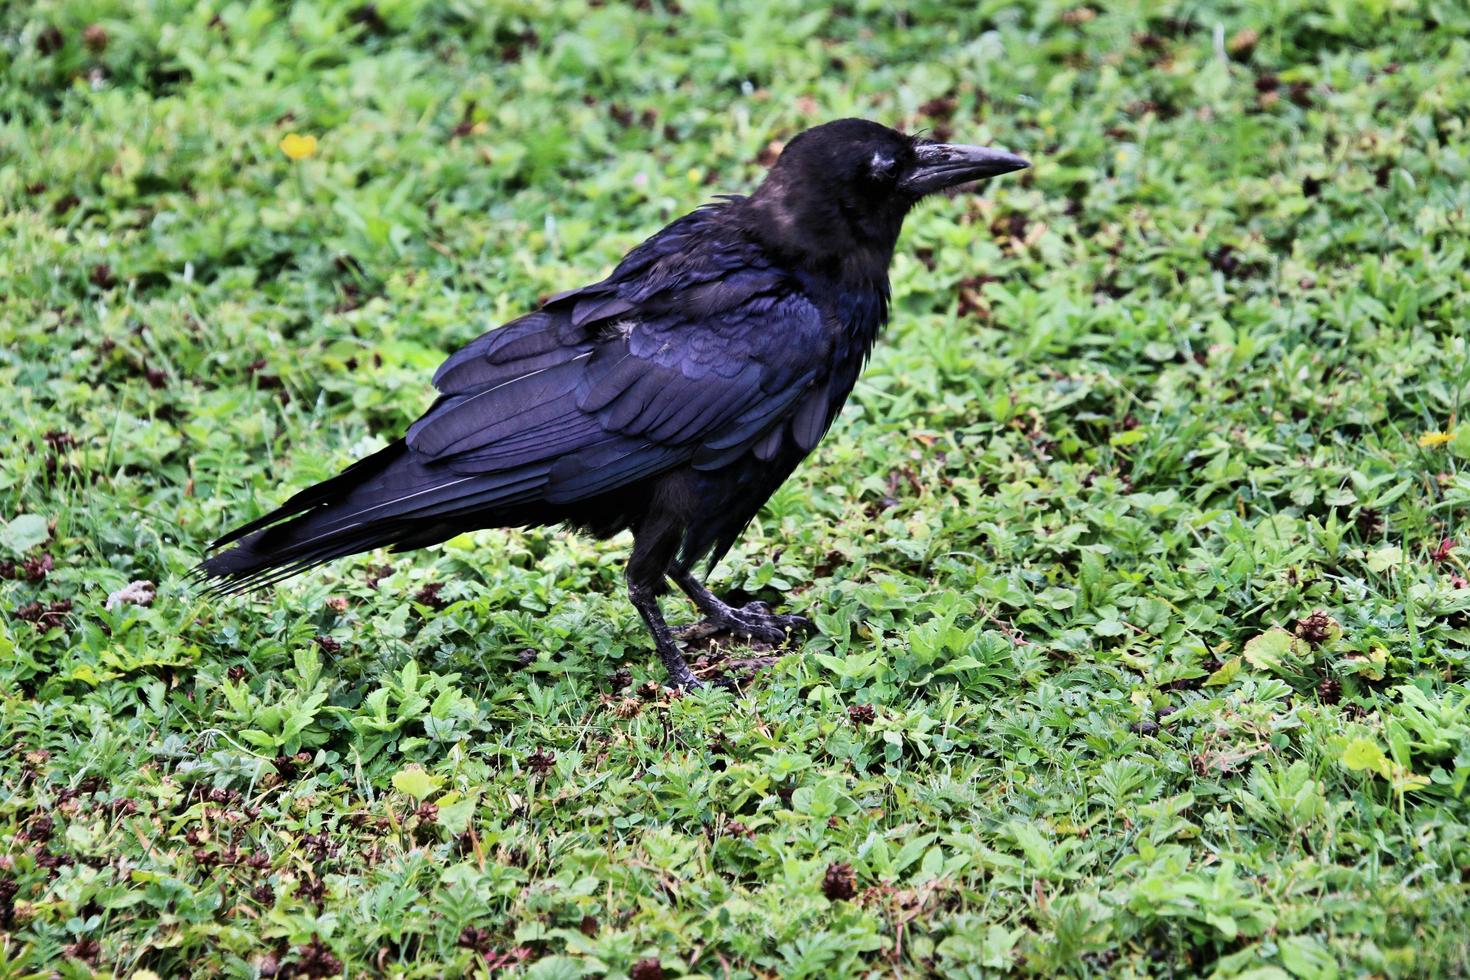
[741,118,1029,279]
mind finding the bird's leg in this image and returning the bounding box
[626,523,701,690]
[669,566,814,645]
[628,581,701,690]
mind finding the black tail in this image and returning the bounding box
[194,440,438,593]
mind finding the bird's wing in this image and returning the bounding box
[396,240,834,517]
[196,214,844,573]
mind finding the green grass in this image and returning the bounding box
[4,0,1470,976]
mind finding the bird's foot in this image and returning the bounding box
[676,601,815,647]
[658,647,704,691]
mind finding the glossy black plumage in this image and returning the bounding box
[197,118,1028,687]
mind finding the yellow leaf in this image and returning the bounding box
[69,664,103,686]
[1242,628,1295,671]
[1365,546,1403,573]
[279,132,318,161]
[1109,428,1147,447]
[1388,766,1431,793]
[1341,737,1391,778]
[391,766,442,800]
[1204,656,1242,686]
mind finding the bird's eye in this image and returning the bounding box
[867,151,898,183]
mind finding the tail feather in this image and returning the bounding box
[196,520,416,595]
[209,440,410,550]
[195,435,567,593]
[196,439,490,593]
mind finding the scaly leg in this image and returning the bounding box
[628,581,701,690]
[627,526,701,689]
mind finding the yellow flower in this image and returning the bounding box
[279,133,318,161]
[1418,430,1453,448]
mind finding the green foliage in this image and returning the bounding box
[3,0,1470,975]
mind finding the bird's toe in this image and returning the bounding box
[667,669,703,691]
[676,604,815,649]
[780,613,816,635]
[727,604,814,645]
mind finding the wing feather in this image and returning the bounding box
[385,209,837,516]
[791,379,834,451]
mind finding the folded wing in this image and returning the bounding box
[403,269,831,515]
[198,206,843,590]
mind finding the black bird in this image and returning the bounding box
[197,119,1028,688]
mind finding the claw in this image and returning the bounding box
[665,665,704,691]
[677,601,815,648]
